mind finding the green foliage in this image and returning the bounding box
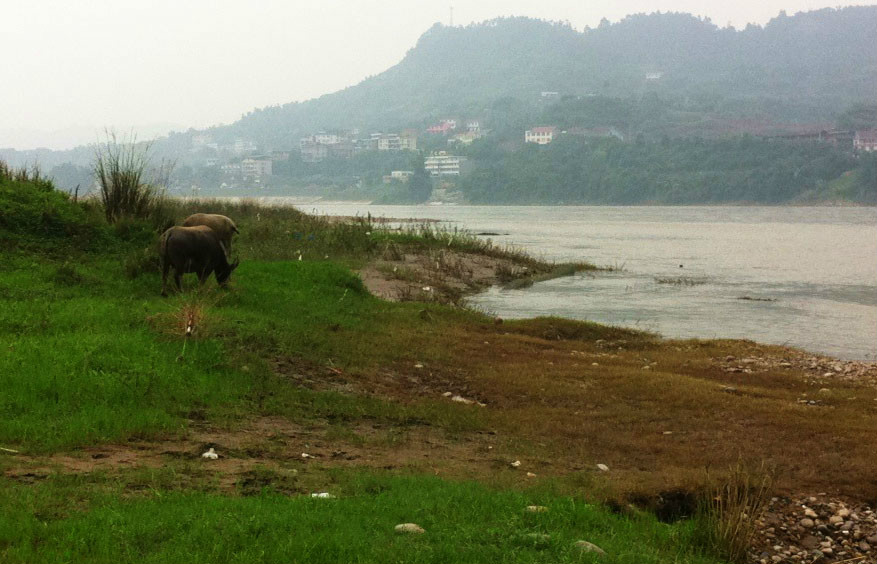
[458,136,875,204]
[0,162,106,246]
[407,152,433,203]
[228,8,875,148]
[0,473,723,563]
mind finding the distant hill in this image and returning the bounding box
[221,6,876,148]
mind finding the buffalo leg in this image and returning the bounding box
[161,260,171,296]
[174,270,183,292]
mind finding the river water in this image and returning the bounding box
[274,201,877,360]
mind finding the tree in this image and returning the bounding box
[407,152,433,203]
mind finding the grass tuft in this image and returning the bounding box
[698,461,773,563]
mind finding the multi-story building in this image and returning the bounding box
[425,152,468,177]
[377,133,401,151]
[525,126,557,144]
[241,157,272,180]
[854,130,877,152]
[232,139,258,155]
[300,140,329,162]
[400,129,418,151]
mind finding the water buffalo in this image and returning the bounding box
[160,225,239,296]
[181,213,239,252]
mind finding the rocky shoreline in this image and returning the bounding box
[716,353,877,389]
[751,495,876,563]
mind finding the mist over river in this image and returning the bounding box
[271,201,877,360]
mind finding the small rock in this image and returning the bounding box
[800,518,815,528]
[662,431,673,435]
[525,505,548,513]
[301,452,315,459]
[596,463,609,472]
[641,365,651,370]
[414,363,424,369]
[818,388,831,394]
[201,447,218,460]
[592,362,599,367]
[804,508,818,518]
[526,472,537,478]
[859,541,871,551]
[510,460,521,468]
[829,515,844,525]
[451,395,474,404]
[442,391,452,397]
[836,508,850,518]
[394,523,425,534]
[574,540,607,555]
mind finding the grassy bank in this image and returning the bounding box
[0,471,719,564]
[3,168,876,562]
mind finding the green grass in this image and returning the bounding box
[0,472,721,563]
[0,248,489,452]
[0,177,730,562]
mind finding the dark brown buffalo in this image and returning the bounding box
[160,225,239,296]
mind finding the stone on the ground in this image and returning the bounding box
[394,523,425,534]
[596,463,609,472]
[510,460,521,468]
[574,540,607,555]
[800,518,815,528]
[804,508,817,518]
[201,447,218,460]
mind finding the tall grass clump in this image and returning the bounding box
[93,133,173,229]
[698,461,773,563]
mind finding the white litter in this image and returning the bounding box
[311,492,335,499]
[301,452,315,459]
[510,460,522,468]
[201,447,218,460]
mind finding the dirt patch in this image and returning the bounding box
[3,417,508,491]
[358,249,528,305]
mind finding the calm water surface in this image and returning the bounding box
[271,201,877,360]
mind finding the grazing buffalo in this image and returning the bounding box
[181,213,239,252]
[160,225,239,296]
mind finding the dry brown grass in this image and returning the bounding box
[323,315,877,504]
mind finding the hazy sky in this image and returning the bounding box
[2,0,872,149]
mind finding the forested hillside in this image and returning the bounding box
[225,7,876,147]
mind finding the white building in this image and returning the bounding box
[424,152,468,177]
[233,139,258,155]
[377,133,401,151]
[241,158,272,180]
[854,130,877,152]
[525,126,558,144]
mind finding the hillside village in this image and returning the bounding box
[180,111,876,203]
[1,9,875,204]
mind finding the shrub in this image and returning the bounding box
[124,245,161,279]
[698,461,773,563]
[93,133,173,229]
